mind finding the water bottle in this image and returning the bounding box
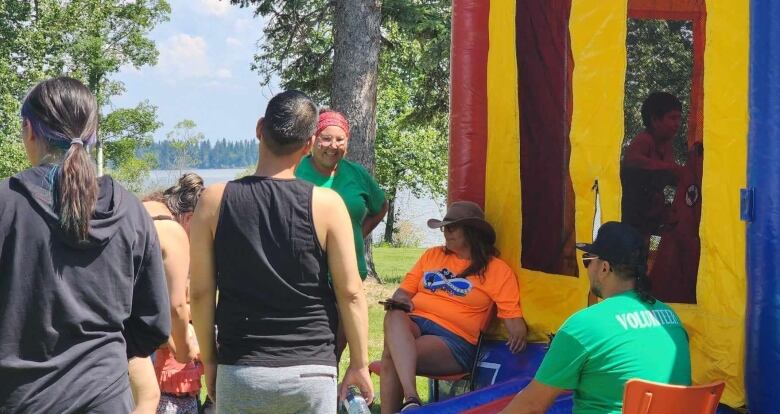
[342,385,370,414]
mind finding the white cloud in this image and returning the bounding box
[157,34,210,79]
[194,0,230,16]
[215,68,232,79]
[225,37,242,48]
[156,33,233,82]
[233,18,255,33]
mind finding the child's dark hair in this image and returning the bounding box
[641,92,682,131]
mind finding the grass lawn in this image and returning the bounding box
[371,246,426,284]
[339,246,428,412]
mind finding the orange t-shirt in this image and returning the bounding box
[399,247,523,344]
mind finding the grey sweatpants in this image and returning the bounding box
[216,364,337,414]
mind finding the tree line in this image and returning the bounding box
[141,139,258,170]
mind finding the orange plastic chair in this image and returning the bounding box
[622,379,725,414]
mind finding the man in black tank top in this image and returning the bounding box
[190,90,373,413]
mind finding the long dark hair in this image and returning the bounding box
[21,77,98,242]
[612,261,656,304]
[144,172,204,221]
[454,226,500,280]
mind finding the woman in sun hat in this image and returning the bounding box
[379,201,528,413]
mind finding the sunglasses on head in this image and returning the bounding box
[581,253,599,268]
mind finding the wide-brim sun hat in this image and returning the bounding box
[427,201,496,245]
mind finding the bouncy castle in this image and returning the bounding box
[417,0,780,412]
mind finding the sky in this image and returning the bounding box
[111,0,278,142]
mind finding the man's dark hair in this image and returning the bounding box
[640,92,682,130]
[261,90,318,155]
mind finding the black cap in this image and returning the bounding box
[576,222,646,266]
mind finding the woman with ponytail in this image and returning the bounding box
[501,222,692,414]
[0,77,170,413]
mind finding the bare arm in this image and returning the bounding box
[128,357,160,414]
[189,184,225,400]
[313,188,373,403]
[503,317,528,353]
[499,380,564,414]
[390,288,415,312]
[361,200,388,238]
[156,221,193,363]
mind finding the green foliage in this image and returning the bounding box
[375,31,448,203]
[102,100,162,188]
[388,220,424,248]
[0,138,29,179]
[624,19,693,164]
[0,0,169,183]
[230,0,451,242]
[164,120,205,172]
[230,0,450,126]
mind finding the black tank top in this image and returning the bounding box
[214,176,336,367]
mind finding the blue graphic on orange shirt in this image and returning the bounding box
[423,268,473,297]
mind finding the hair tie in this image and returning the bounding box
[70,138,84,146]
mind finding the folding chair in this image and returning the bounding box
[369,304,498,402]
[622,378,725,414]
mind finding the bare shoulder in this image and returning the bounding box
[630,131,654,148]
[312,186,341,203]
[156,219,189,244]
[197,183,228,215]
[312,187,347,219]
[142,200,168,216]
[193,183,228,231]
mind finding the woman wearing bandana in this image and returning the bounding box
[296,109,388,280]
[296,109,388,359]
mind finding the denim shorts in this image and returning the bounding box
[410,316,477,371]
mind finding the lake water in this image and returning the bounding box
[147,169,445,247]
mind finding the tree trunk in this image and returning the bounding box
[384,196,396,244]
[331,0,381,171]
[331,0,382,281]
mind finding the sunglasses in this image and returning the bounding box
[440,224,460,232]
[581,253,599,268]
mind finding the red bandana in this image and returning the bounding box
[316,111,350,137]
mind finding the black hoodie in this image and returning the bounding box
[0,165,170,413]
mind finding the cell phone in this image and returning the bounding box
[378,299,411,312]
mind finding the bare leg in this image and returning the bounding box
[380,337,404,414]
[383,310,421,401]
[414,336,464,376]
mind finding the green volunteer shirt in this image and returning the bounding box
[296,155,386,278]
[535,290,691,414]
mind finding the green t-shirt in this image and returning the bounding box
[535,290,691,414]
[296,156,385,278]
